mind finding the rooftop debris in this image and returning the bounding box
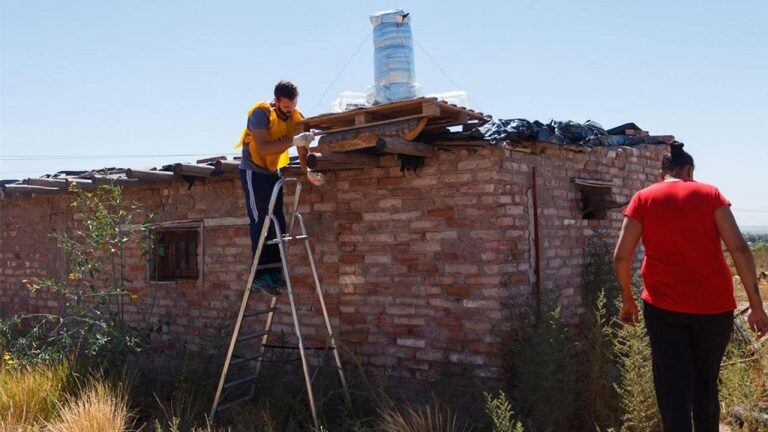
[447,118,676,148]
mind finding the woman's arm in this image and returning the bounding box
[714,206,768,337]
[613,216,643,325]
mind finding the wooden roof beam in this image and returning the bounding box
[376,137,437,157]
[23,178,68,189]
[125,169,181,182]
[2,184,64,195]
[307,153,380,171]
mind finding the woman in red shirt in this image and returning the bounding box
[614,143,768,432]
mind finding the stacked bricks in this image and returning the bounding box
[0,143,666,381]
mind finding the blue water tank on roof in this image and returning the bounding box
[369,8,417,104]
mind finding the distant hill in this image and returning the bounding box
[743,226,768,235]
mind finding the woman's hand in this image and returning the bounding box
[620,299,639,326]
[747,307,768,339]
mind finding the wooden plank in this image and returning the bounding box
[300,98,432,125]
[300,97,485,129]
[306,153,380,170]
[313,114,426,137]
[196,155,227,164]
[573,178,613,188]
[422,99,441,117]
[91,175,140,187]
[172,163,215,177]
[402,117,429,141]
[354,112,372,126]
[23,178,68,189]
[313,133,379,154]
[2,184,63,195]
[126,169,181,182]
[213,160,240,174]
[432,101,485,120]
[376,138,437,157]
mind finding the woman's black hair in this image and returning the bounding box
[661,143,694,172]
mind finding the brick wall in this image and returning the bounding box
[0,143,666,382]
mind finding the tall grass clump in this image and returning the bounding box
[46,380,131,432]
[377,400,472,432]
[0,361,73,429]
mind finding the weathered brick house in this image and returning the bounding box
[0,131,668,383]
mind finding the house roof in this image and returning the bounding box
[1,117,674,199]
[0,156,253,199]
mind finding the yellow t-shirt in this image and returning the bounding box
[236,101,303,172]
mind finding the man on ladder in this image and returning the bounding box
[236,80,313,296]
[214,80,346,430]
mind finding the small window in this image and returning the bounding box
[573,178,619,220]
[150,229,199,281]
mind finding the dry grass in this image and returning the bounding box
[0,362,72,430]
[46,380,132,432]
[376,402,472,432]
[1,363,133,432]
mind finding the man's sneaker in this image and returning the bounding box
[269,269,286,289]
[250,271,282,297]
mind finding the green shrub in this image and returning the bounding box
[612,311,661,432]
[483,391,525,432]
[511,307,580,431]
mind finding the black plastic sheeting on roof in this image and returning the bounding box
[452,119,671,147]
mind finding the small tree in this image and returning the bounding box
[0,181,155,365]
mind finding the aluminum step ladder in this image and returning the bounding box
[209,177,350,431]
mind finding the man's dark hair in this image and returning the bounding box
[274,80,299,101]
[661,143,694,173]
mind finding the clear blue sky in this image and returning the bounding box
[1,1,766,226]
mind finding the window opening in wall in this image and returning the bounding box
[573,178,621,220]
[150,228,200,282]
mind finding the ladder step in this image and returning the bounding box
[243,307,276,319]
[216,394,253,412]
[237,330,269,343]
[223,374,259,390]
[231,353,265,366]
[266,235,308,245]
[263,343,335,351]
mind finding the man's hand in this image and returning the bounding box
[292,132,314,148]
[620,299,639,326]
[747,307,768,339]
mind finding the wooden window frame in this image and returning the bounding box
[573,178,620,221]
[147,220,204,284]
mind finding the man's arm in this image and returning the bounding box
[298,146,309,173]
[251,128,294,156]
[613,216,643,325]
[714,206,768,337]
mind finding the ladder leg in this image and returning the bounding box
[286,181,302,237]
[273,215,322,432]
[210,179,284,421]
[298,214,352,405]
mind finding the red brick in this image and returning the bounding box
[427,209,456,218]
